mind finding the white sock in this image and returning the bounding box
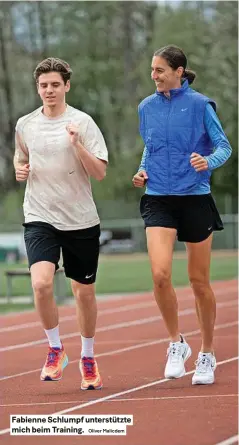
[44,325,62,349]
[81,335,94,358]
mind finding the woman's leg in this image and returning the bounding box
[146,227,179,341]
[186,234,216,353]
[186,234,217,384]
[146,227,191,378]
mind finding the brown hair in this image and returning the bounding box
[34,57,73,84]
[154,45,196,85]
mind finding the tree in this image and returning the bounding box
[0,2,15,190]
[0,0,237,207]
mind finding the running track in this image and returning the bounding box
[0,279,238,445]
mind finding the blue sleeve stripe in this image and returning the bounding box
[138,146,147,171]
[204,103,232,170]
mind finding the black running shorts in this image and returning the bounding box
[23,222,100,284]
[140,194,223,243]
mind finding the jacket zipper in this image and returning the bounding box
[166,96,172,194]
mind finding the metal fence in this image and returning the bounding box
[100,214,238,253]
[0,214,237,258]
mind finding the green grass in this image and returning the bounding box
[97,255,238,293]
[0,303,34,314]
[0,254,237,314]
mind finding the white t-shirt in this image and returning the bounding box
[15,105,108,230]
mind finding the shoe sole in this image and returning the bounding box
[81,384,103,391]
[40,355,69,381]
[165,345,192,379]
[192,378,214,385]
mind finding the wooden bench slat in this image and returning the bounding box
[5,267,64,276]
[4,268,66,303]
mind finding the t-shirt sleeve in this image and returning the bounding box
[82,117,108,163]
[14,120,29,164]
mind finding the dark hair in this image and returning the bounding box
[34,57,73,84]
[154,45,196,85]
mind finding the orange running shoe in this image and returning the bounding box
[79,357,103,390]
[40,345,68,381]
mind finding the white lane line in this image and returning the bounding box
[0,285,236,333]
[214,435,239,445]
[0,301,156,333]
[1,394,237,407]
[1,320,238,381]
[0,299,237,353]
[0,357,238,436]
[41,356,239,415]
[106,394,238,402]
[0,428,14,435]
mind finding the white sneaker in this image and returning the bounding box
[192,352,216,385]
[164,335,192,379]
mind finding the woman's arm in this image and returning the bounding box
[138,146,147,172]
[204,103,232,170]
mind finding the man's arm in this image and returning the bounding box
[14,130,30,181]
[14,130,29,167]
[66,119,108,181]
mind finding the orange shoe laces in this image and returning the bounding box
[46,347,61,367]
[82,357,96,378]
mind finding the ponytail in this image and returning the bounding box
[183,69,196,85]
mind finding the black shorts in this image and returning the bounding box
[140,194,223,243]
[23,222,100,284]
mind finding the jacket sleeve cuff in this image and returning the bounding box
[204,156,214,171]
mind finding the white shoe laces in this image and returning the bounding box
[195,355,213,374]
[167,343,183,364]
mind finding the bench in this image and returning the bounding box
[4,267,67,303]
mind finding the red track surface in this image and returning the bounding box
[0,279,238,445]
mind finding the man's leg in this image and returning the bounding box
[62,224,101,390]
[31,261,58,330]
[146,227,191,378]
[24,221,68,382]
[30,261,68,381]
[71,280,97,355]
[71,280,102,390]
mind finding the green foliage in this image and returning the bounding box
[0,0,237,203]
